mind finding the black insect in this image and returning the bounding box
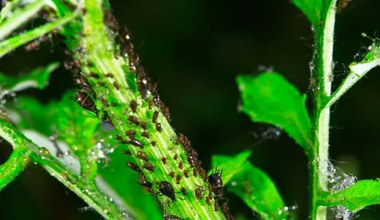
[187,149,198,167]
[127,162,140,173]
[76,91,97,114]
[159,181,175,201]
[123,149,131,155]
[161,157,167,165]
[181,187,187,196]
[130,100,137,113]
[151,141,156,147]
[128,139,143,148]
[143,162,154,172]
[169,171,175,178]
[183,170,189,178]
[138,175,152,188]
[209,170,224,198]
[89,72,99,79]
[113,81,120,90]
[128,116,140,126]
[137,151,148,161]
[104,73,113,78]
[141,131,149,138]
[195,187,203,200]
[337,0,351,12]
[175,174,181,184]
[125,130,135,139]
[164,215,182,220]
[156,123,162,132]
[178,161,183,170]
[152,111,159,123]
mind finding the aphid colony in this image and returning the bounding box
[68,9,233,220]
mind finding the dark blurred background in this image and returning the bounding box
[1,0,380,219]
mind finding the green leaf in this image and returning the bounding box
[210,151,251,183]
[326,179,380,212]
[98,146,162,220]
[211,152,287,220]
[237,72,312,155]
[0,63,59,93]
[292,0,322,26]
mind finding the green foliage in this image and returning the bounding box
[326,180,380,212]
[237,73,312,154]
[0,63,59,92]
[211,152,287,220]
[292,0,323,26]
[1,0,380,219]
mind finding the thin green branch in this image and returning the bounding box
[0,147,31,191]
[0,0,48,40]
[0,12,78,58]
[0,114,130,219]
[311,1,337,220]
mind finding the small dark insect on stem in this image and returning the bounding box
[337,0,351,12]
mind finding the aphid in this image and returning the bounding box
[222,202,233,220]
[209,170,224,198]
[64,59,81,70]
[151,141,157,147]
[125,130,135,139]
[214,201,219,212]
[113,81,120,90]
[206,196,211,205]
[130,100,137,113]
[169,171,175,178]
[184,170,189,178]
[153,93,161,107]
[161,157,167,165]
[199,168,207,180]
[140,122,147,130]
[209,171,223,188]
[173,154,178,161]
[143,162,154,172]
[123,149,131,155]
[141,131,149,138]
[181,187,187,196]
[75,77,91,90]
[156,123,162,132]
[105,73,113,78]
[193,168,198,177]
[159,181,175,201]
[128,139,143,148]
[116,135,123,142]
[137,151,148,161]
[25,40,40,51]
[178,162,183,170]
[138,175,152,187]
[89,72,99,79]
[76,91,98,113]
[164,215,182,220]
[187,149,198,167]
[128,116,140,126]
[150,82,158,94]
[127,162,141,172]
[152,111,159,123]
[161,104,171,122]
[195,187,203,200]
[337,0,351,12]
[176,174,181,184]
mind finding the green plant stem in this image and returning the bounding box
[73,0,226,218]
[311,1,337,220]
[0,114,129,219]
[0,147,31,191]
[0,0,47,40]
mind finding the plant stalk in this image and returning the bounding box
[311,1,337,220]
